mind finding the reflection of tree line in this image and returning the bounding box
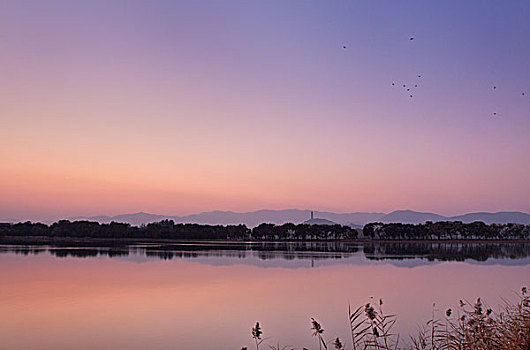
[0,247,129,258]
[140,242,359,261]
[363,242,530,262]
[50,248,129,258]
[142,250,351,261]
[0,246,354,260]
[2,242,530,262]
[141,241,359,252]
[0,246,46,255]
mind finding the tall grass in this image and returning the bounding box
[242,287,529,350]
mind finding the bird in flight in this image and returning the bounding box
[342,45,346,49]
[409,37,414,40]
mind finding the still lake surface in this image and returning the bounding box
[1,241,529,349]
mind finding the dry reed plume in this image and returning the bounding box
[242,287,529,350]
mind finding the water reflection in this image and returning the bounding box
[363,242,530,262]
[1,242,529,350]
[1,242,530,265]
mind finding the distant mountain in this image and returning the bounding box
[379,210,530,225]
[70,215,111,223]
[179,209,385,227]
[180,209,309,227]
[302,218,337,225]
[70,209,384,227]
[70,212,172,226]
[449,212,530,225]
[310,212,385,226]
[67,209,530,227]
[380,210,446,224]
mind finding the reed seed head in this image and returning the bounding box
[311,318,324,335]
[474,298,483,315]
[365,304,377,321]
[333,337,344,349]
[252,322,262,340]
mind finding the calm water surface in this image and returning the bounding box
[1,242,529,349]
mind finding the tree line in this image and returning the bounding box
[1,220,529,241]
[363,221,530,240]
[0,220,357,240]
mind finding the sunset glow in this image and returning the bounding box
[1,1,529,221]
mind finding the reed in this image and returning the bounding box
[242,287,529,350]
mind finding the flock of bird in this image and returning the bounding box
[491,86,527,116]
[391,78,421,99]
[341,36,527,117]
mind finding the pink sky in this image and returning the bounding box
[1,1,529,221]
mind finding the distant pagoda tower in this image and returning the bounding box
[311,211,314,220]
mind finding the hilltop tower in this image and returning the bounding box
[311,211,314,220]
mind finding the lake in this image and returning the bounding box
[1,242,529,349]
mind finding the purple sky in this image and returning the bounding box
[1,1,529,221]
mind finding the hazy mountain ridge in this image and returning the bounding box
[66,209,530,227]
[449,212,530,224]
[379,210,530,225]
[303,218,337,225]
[70,210,385,227]
[380,210,446,224]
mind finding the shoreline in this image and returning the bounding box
[2,236,530,246]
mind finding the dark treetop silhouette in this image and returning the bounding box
[1,220,529,242]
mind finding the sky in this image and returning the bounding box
[1,0,529,221]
